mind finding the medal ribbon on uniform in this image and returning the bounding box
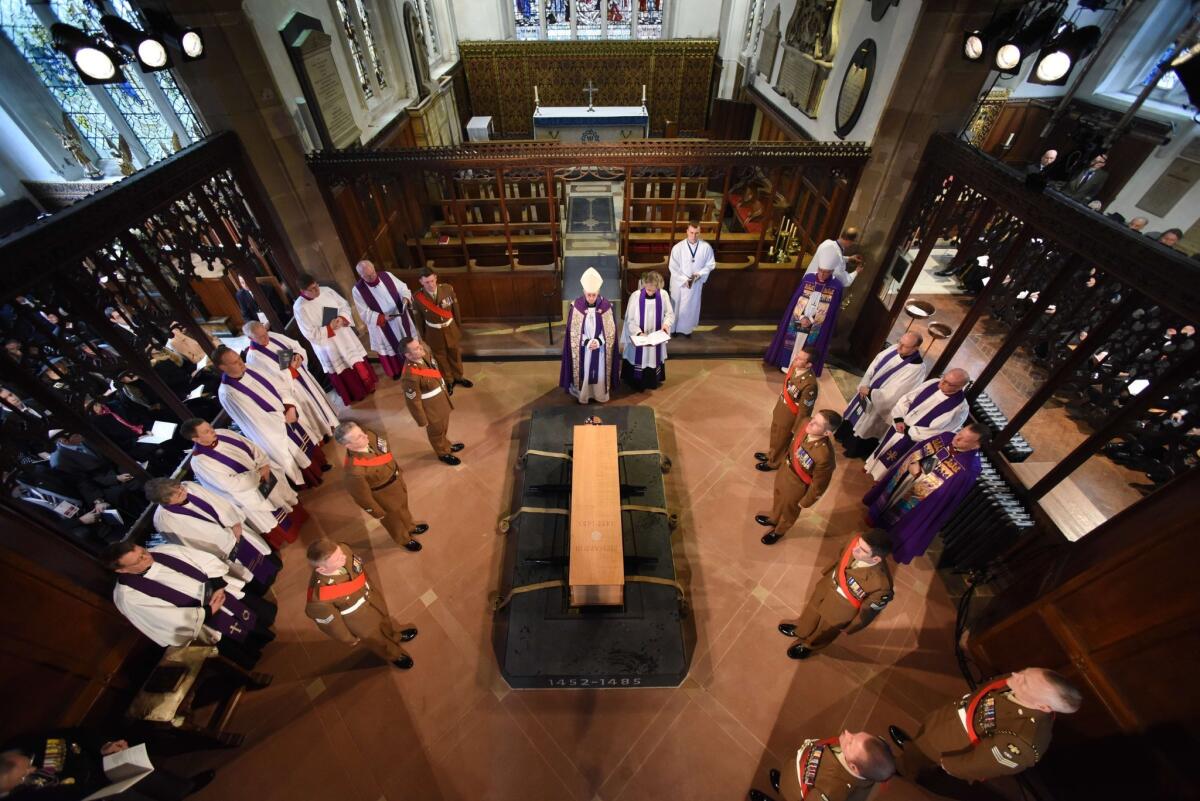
[417,290,454,319]
[798,737,838,799]
[965,678,1010,744]
[781,364,801,414]
[836,537,864,610]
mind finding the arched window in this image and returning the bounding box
[514,0,663,41]
[334,0,388,101]
[415,0,442,65]
[0,0,206,172]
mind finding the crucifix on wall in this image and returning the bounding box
[583,78,598,111]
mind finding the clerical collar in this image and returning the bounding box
[365,277,381,286]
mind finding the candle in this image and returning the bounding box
[641,84,647,104]
[534,85,540,103]
[1004,132,1015,147]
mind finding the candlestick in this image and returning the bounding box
[641,84,647,104]
[534,85,540,104]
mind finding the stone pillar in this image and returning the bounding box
[835,0,1000,366]
[168,0,348,294]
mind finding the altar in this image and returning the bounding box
[532,105,649,142]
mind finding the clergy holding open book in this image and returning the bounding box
[669,220,715,337]
[351,260,420,380]
[293,273,376,406]
[621,271,675,391]
[560,267,619,403]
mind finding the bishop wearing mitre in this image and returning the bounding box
[559,267,620,403]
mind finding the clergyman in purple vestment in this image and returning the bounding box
[765,268,843,376]
[862,424,985,564]
[559,267,620,403]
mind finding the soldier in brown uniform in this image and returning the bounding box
[755,347,819,472]
[888,668,1082,787]
[333,421,427,552]
[756,409,841,545]
[778,528,893,659]
[415,268,471,388]
[749,730,895,801]
[304,538,419,670]
[399,337,464,466]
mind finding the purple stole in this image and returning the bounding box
[249,338,329,423]
[634,289,665,369]
[222,369,309,453]
[163,494,279,585]
[355,274,413,349]
[192,434,255,474]
[580,304,603,384]
[873,383,966,471]
[118,552,257,642]
[842,349,923,428]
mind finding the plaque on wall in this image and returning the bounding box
[757,7,781,79]
[281,13,362,151]
[775,46,826,118]
[870,0,900,22]
[834,39,876,139]
[1136,157,1200,217]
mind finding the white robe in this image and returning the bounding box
[244,331,337,441]
[217,367,311,485]
[113,544,247,647]
[668,239,716,335]
[621,289,675,369]
[152,482,270,585]
[573,306,610,404]
[293,287,368,373]
[805,238,857,287]
[351,273,420,356]
[851,346,928,440]
[189,429,298,535]
[864,378,969,479]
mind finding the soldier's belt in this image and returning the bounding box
[425,319,453,329]
[421,386,444,399]
[341,594,369,615]
[371,468,400,492]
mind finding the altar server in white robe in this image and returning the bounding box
[107,540,276,669]
[864,369,971,480]
[181,418,303,550]
[669,221,716,336]
[621,270,675,391]
[838,333,928,459]
[146,477,280,593]
[243,321,337,444]
[804,227,863,287]
[352,260,420,380]
[293,272,377,406]
[214,345,325,489]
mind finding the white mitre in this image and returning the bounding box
[580,267,604,294]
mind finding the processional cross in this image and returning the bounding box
[583,78,598,111]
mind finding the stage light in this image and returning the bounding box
[1030,25,1102,86]
[995,43,1022,71]
[142,9,205,61]
[994,9,1061,75]
[51,23,123,84]
[960,10,1018,65]
[963,31,985,61]
[100,15,171,72]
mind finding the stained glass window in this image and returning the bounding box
[334,0,373,99]
[417,0,441,62]
[608,0,632,39]
[350,0,386,91]
[513,0,663,41]
[638,0,664,39]
[50,0,178,162]
[0,0,120,154]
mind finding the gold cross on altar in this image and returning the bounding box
[583,78,598,110]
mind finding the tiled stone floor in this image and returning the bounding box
[180,359,1015,801]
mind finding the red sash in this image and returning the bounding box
[782,365,800,414]
[345,451,394,468]
[964,678,1010,744]
[308,571,368,602]
[835,537,862,610]
[798,737,838,799]
[417,291,454,320]
[406,363,443,380]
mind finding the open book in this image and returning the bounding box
[630,330,670,347]
[81,743,154,800]
[137,420,178,445]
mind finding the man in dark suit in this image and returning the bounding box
[1060,153,1108,202]
[49,431,146,517]
[1024,148,1057,175]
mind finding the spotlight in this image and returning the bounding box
[100,15,171,72]
[994,9,1061,75]
[1030,25,1102,86]
[960,11,1018,65]
[50,23,124,85]
[142,9,205,61]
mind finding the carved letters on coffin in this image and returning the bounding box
[775,0,839,119]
